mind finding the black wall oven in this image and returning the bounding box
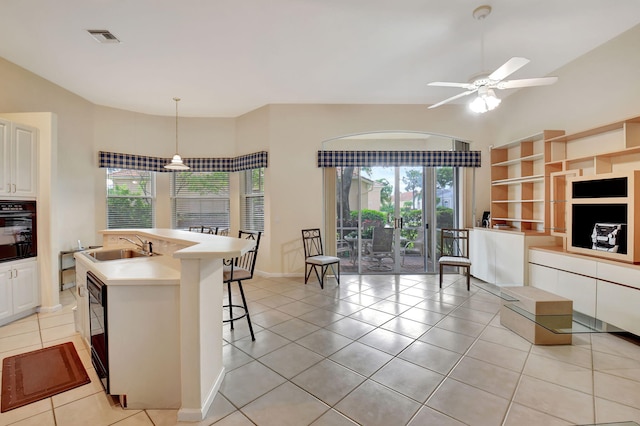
[0,200,37,263]
[87,271,109,393]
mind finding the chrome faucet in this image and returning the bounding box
[119,235,153,254]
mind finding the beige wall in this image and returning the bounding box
[92,106,237,232]
[247,104,489,274]
[1,22,640,283]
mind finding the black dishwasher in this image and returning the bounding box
[87,271,109,393]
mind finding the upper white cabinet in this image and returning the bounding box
[0,118,38,198]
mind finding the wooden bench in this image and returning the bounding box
[500,286,573,345]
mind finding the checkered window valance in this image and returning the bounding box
[98,151,268,172]
[317,150,481,168]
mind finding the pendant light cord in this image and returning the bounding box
[174,97,180,153]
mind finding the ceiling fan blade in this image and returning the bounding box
[497,76,558,89]
[428,89,477,109]
[488,57,530,82]
[428,81,475,90]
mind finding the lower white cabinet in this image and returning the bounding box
[528,263,596,317]
[529,248,640,336]
[470,228,555,285]
[596,280,640,335]
[0,258,39,324]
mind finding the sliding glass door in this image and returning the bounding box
[336,165,458,274]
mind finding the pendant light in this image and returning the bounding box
[164,97,190,170]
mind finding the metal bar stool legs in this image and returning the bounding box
[223,280,255,341]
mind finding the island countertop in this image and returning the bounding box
[75,228,254,286]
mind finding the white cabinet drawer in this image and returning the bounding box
[597,262,640,290]
[596,280,640,335]
[529,263,558,294]
[529,249,597,276]
[557,270,596,317]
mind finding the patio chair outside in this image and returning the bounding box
[366,226,394,271]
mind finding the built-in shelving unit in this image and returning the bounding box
[490,130,564,232]
[544,116,640,252]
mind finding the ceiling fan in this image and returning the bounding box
[427,56,558,110]
[427,5,557,112]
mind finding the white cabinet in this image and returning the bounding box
[74,259,90,343]
[596,280,640,336]
[470,228,555,285]
[0,118,38,198]
[529,247,640,335]
[0,259,39,324]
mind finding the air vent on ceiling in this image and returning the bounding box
[87,30,120,44]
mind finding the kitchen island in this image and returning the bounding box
[74,229,254,422]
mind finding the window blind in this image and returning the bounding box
[171,171,230,230]
[240,168,264,232]
[106,168,155,229]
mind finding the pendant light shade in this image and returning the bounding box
[164,97,190,171]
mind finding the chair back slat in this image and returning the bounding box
[439,228,469,258]
[224,230,261,282]
[301,228,324,257]
[236,231,261,276]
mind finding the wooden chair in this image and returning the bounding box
[438,228,471,290]
[223,230,261,341]
[302,228,340,289]
[203,226,217,234]
[189,226,217,234]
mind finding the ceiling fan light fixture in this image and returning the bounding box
[469,96,488,113]
[485,89,501,109]
[164,97,190,171]
[469,87,501,113]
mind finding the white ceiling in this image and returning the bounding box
[2,0,640,117]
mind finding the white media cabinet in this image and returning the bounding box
[528,246,640,336]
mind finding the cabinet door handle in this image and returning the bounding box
[12,184,16,193]
[6,184,10,193]
[9,270,13,279]
[13,269,18,278]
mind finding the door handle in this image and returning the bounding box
[6,184,10,193]
[12,184,16,193]
[14,269,18,278]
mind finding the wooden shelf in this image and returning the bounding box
[492,199,544,204]
[491,175,544,185]
[492,217,544,223]
[493,153,544,167]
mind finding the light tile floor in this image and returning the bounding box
[1,274,640,425]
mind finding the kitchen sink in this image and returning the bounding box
[85,249,159,262]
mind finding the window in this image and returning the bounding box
[171,171,230,230]
[106,168,155,228]
[241,168,264,232]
